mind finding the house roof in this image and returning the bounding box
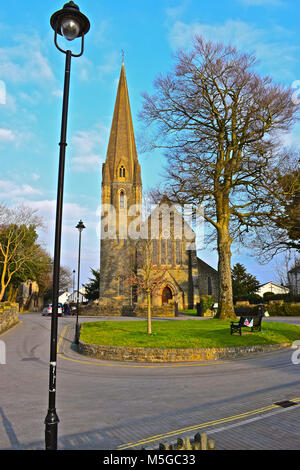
[258,282,289,289]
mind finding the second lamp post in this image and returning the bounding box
[75,219,85,344]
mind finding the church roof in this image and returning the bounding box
[104,62,139,182]
[197,257,218,275]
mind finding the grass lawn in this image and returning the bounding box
[181,309,198,316]
[80,319,300,349]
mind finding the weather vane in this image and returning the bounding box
[121,49,125,64]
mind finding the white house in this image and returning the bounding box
[58,291,70,305]
[68,288,88,303]
[288,266,300,295]
[256,282,289,297]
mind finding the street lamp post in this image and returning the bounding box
[75,220,85,344]
[45,1,90,451]
[73,269,76,294]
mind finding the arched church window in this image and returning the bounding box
[119,166,126,178]
[161,238,166,265]
[152,240,158,265]
[120,190,125,209]
[167,238,173,265]
[208,277,212,295]
[175,240,182,265]
[118,277,124,296]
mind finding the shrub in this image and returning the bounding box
[263,293,300,302]
[199,296,214,314]
[267,303,300,317]
[234,294,262,304]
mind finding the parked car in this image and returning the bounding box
[42,303,63,316]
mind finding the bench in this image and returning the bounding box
[230,315,263,336]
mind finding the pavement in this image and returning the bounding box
[0,313,300,450]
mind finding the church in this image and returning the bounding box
[99,62,219,313]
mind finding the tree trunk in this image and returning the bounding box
[0,287,5,303]
[147,291,152,334]
[215,224,236,320]
[0,263,7,302]
[7,284,17,303]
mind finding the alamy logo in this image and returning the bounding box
[0,340,6,365]
[291,340,300,365]
[0,81,6,105]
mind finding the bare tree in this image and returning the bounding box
[0,205,44,302]
[275,252,300,290]
[140,36,299,319]
[126,239,167,334]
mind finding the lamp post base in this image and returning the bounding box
[75,322,81,345]
[45,409,60,450]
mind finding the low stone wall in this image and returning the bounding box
[79,302,176,318]
[79,303,122,316]
[0,303,19,334]
[78,340,289,363]
[123,304,175,318]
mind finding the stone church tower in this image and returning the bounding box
[100,62,142,302]
[99,62,219,313]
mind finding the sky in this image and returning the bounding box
[0,0,299,289]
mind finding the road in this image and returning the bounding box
[0,313,300,450]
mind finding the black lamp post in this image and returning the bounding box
[75,220,85,344]
[45,1,90,451]
[72,269,76,294]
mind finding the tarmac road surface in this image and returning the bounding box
[0,313,300,450]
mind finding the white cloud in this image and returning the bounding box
[31,173,40,182]
[0,34,54,84]
[0,179,41,199]
[0,128,15,142]
[167,19,299,79]
[0,127,34,148]
[71,124,108,172]
[166,1,189,20]
[29,200,93,221]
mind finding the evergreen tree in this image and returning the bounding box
[83,268,100,301]
[232,263,260,301]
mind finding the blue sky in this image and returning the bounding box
[0,0,299,287]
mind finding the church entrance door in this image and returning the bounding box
[162,286,173,305]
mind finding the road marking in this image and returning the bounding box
[117,398,300,449]
[57,325,68,354]
[0,321,22,338]
[57,325,226,369]
[57,352,226,369]
[57,324,227,369]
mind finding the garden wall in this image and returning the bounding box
[78,340,289,363]
[79,302,176,318]
[0,303,19,334]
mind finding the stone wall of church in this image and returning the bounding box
[123,303,175,318]
[197,259,219,301]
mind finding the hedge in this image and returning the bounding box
[267,303,300,317]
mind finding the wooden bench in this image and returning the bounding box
[230,315,263,335]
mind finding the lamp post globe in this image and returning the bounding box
[45,1,90,452]
[76,220,86,233]
[61,18,81,41]
[50,1,90,39]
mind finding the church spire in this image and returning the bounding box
[103,62,139,183]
